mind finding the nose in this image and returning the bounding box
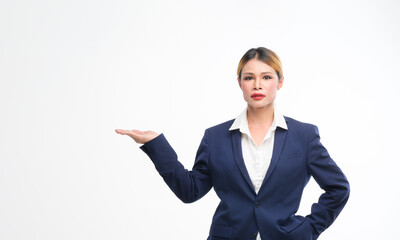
[253,77,262,90]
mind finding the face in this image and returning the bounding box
[238,59,284,110]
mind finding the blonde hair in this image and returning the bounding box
[237,47,283,80]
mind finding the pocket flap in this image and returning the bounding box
[280,215,306,233]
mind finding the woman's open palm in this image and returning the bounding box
[115,129,159,144]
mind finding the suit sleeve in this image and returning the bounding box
[306,125,350,237]
[139,130,212,203]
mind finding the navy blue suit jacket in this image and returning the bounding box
[140,116,350,240]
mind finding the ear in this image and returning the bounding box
[277,76,284,90]
[237,77,242,88]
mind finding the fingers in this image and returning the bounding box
[115,129,134,136]
[115,129,153,144]
[115,129,159,144]
[115,129,139,143]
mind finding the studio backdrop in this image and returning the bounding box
[0,0,399,239]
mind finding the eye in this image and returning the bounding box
[244,76,253,80]
[263,75,272,80]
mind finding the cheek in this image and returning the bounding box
[241,84,252,93]
[264,82,277,91]
[271,80,281,89]
[264,84,279,98]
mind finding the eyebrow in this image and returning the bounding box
[242,72,274,75]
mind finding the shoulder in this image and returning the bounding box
[205,119,235,133]
[283,116,319,135]
[199,119,235,141]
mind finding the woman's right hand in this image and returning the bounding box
[115,129,159,144]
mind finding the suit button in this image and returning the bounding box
[255,202,260,208]
[251,232,257,238]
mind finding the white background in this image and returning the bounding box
[1,0,399,239]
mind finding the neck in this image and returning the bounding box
[246,104,274,127]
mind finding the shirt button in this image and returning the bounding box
[251,232,257,238]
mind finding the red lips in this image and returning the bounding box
[251,93,265,100]
[251,93,265,97]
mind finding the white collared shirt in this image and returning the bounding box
[229,105,288,240]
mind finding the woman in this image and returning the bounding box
[115,47,350,240]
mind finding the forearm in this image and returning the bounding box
[306,126,350,236]
[140,133,212,203]
[306,169,350,235]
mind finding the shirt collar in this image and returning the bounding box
[229,105,288,135]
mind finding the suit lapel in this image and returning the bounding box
[231,130,255,193]
[261,127,288,186]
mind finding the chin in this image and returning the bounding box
[248,102,273,109]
